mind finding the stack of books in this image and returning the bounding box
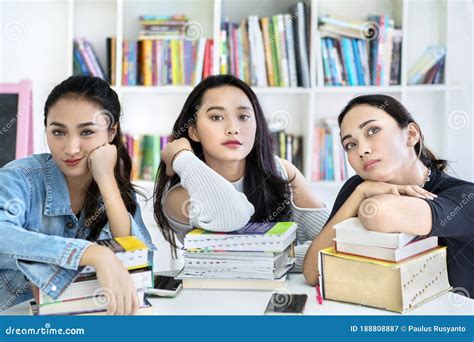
[221,2,311,87]
[320,217,451,313]
[29,236,154,315]
[123,134,169,181]
[318,15,402,86]
[408,45,445,85]
[73,37,107,81]
[178,222,298,290]
[312,118,354,182]
[138,15,190,40]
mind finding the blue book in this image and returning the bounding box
[73,48,89,75]
[325,39,338,85]
[351,39,365,85]
[341,38,357,86]
[321,38,332,85]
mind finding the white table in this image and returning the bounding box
[3,274,473,316]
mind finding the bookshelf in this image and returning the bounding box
[1,0,472,207]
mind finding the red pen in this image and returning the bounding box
[315,284,323,305]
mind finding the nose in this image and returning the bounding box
[358,141,372,159]
[64,136,81,156]
[225,121,240,136]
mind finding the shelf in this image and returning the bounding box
[251,87,311,95]
[115,86,194,94]
[313,85,403,94]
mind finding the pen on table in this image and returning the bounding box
[315,284,323,305]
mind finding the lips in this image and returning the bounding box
[363,159,380,171]
[64,157,84,167]
[223,140,242,148]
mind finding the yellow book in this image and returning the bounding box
[142,39,153,86]
[171,39,180,85]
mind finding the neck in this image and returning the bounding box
[65,173,93,211]
[203,153,246,182]
[394,158,429,186]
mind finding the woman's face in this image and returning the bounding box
[340,104,416,182]
[46,97,114,179]
[189,86,257,163]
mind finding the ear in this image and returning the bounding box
[108,124,118,143]
[188,125,200,143]
[406,123,420,147]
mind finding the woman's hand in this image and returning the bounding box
[81,244,138,315]
[357,180,437,200]
[88,143,117,184]
[161,137,193,176]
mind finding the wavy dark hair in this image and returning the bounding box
[338,94,447,172]
[44,75,142,240]
[153,75,292,248]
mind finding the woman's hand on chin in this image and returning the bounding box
[88,143,117,184]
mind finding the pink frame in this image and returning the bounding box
[0,80,33,159]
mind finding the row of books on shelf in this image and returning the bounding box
[30,237,154,315]
[271,131,304,172]
[407,45,445,85]
[318,15,402,86]
[312,119,354,182]
[123,134,168,181]
[221,1,310,88]
[73,37,108,81]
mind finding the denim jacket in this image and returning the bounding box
[0,153,155,311]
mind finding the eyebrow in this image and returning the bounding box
[340,119,377,143]
[49,122,96,128]
[205,106,253,112]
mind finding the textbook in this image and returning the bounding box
[29,297,154,316]
[184,222,297,252]
[180,275,288,290]
[180,246,295,280]
[35,266,153,305]
[336,236,439,262]
[333,217,417,249]
[320,246,451,313]
[79,236,149,275]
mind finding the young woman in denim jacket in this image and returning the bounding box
[0,76,154,314]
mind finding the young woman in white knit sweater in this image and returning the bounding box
[153,75,330,271]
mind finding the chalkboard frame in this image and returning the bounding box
[0,80,33,160]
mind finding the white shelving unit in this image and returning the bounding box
[1,0,472,207]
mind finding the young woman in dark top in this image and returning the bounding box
[303,95,474,298]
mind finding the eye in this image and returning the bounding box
[367,126,380,136]
[239,114,251,121]
[344,142,356,151]
[80,129,94,136]
[52,130,65,137]
[210,114,224,121]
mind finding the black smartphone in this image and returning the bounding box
[145,275,183,297]
[264,293,308,315]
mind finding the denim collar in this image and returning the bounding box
[43,158,74,217]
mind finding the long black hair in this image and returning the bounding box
[153,75,292,248]
[338,94,447,172]
[44,75,142,240]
